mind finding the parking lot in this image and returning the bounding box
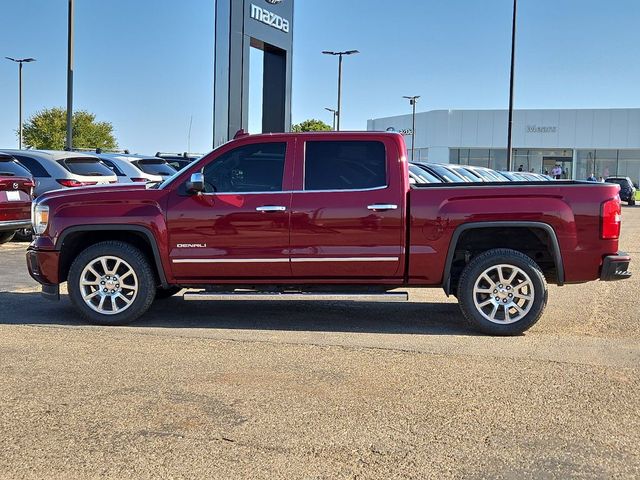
[0,209,638,479]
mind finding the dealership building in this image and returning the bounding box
[367,108,640,181]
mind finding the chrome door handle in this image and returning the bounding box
[367,204,398,211]
[256,205,287,212]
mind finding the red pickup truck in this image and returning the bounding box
[26,132,631,335]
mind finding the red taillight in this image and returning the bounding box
[23,180,35,188]
[131,177,148,183]
[56,179,97,188]
[601,196,622,240]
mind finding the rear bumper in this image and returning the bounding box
[0,219,31,232]
[26,248,61,300]
[600,252,632,281]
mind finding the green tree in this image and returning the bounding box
[292,119,332,132]
[22,107,117,150]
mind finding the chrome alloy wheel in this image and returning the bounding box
[472,264,534,325]
[79,256,139,315]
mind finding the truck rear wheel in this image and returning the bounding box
[68,241,156,325]
[457,248,547,336]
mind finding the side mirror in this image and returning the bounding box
[186,172,205,194]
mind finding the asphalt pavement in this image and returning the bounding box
[0,207,639,479]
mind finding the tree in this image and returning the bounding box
[292,119,332,132]
[22,107,117,150]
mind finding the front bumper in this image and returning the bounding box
[600,252,632,281]
[0,219,31,232]
[26,248,61,301]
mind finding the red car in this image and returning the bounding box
[0,154,33,244]
[26,132,631,335]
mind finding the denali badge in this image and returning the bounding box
[250,4,290,33]
[177,243,207,248]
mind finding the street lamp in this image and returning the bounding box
[403,96,420,162]
[324,107,338,131]
[322,50,359,131]
[506,0,517,170]
[66,0,75,150]
[5,57,36,149]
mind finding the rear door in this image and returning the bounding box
[289,135,405,279]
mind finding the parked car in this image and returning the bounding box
[464,166,509,182]
[155,152,202,171]
[412,163,470,183]
[0,150,117,197]
[27,131,631,336]
[96,154,163,184]
[100,154,177,180]
[408,163,443,184]
[0,153,34,243]
[605,177,636,205]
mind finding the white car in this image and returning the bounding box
[98,154,177,182]
[97,154,163,183]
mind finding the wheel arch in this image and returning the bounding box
[442,221,565,295]
[56,225,169,288]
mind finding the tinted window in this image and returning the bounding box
[450,166,482,182]
[58,157,115,177]
[11,155,51,177]
[134,159,177,176]
[304,141,386,191]
[0,158,32,177]
[202,142,286,193]
[100,159,126,176]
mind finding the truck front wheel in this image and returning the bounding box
[457,249,548,336]
[68,241,156,325]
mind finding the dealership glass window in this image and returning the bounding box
[468,149,490,168]
[490,149,507,171]
[304,141,386,191]
[576,150,595,179]
[596,150,618,179]
[512,149,529,172]
[617,150,640,186]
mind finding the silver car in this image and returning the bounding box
[0,150,117,197]
[96,154,163,184]
[99,154,177,181]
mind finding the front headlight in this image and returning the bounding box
[32,204,49,235]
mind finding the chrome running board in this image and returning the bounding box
[183,291,409,303]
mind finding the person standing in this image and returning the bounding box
[587,173,597,182]
[551,164,562,179]
[518,164,524,172]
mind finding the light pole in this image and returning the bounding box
[324,107,337,131]
[506,0,517,170]
[66,0,75,150]
[5,57,36,150]
[403,96,420,162]
[322,50,359,131]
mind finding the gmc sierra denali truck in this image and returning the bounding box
[26,132,631,335]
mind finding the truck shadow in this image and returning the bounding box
[0,291,473,336]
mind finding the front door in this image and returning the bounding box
[289,137,405,279]
[166,140,293,280]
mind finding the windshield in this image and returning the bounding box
[409,164,441,183]
[58,157,115,177]
[425,164,467,183]
[0,158,31,177]
[133,159,177,177]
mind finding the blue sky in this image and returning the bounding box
[1,0,639,154]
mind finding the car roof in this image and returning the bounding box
[0,149,101,161]
[98,153,163,162]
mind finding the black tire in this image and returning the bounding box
[0,231,16,244]
[629,199,636,206]
[155,286,182,299]
[457,248,548,336]
[68,241,156,325]
[13,227,33,242]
